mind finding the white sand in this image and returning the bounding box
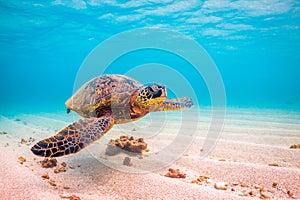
[0,107,300,199]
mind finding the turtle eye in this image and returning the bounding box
[152,89,162,98]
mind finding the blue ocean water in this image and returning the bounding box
[1,0,300,115]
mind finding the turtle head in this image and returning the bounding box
[135,84,167,108]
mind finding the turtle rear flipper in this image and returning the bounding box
[31,116,114,158]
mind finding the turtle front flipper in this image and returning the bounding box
[31,116,114,158]
[150,97,193,112]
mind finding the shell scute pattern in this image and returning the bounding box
[93,74,141,101]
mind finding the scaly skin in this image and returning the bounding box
[31,117,114,157]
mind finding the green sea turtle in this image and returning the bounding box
[31,74,193,157]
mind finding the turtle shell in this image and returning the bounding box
[65,74,142,118]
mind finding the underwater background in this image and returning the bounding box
[0,0,300,115]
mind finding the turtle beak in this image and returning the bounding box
[161,85,167,98]
[65,97,73,114]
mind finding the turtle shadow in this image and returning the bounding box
[55,154,116,193]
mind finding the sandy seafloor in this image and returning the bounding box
[0,106,299,200]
